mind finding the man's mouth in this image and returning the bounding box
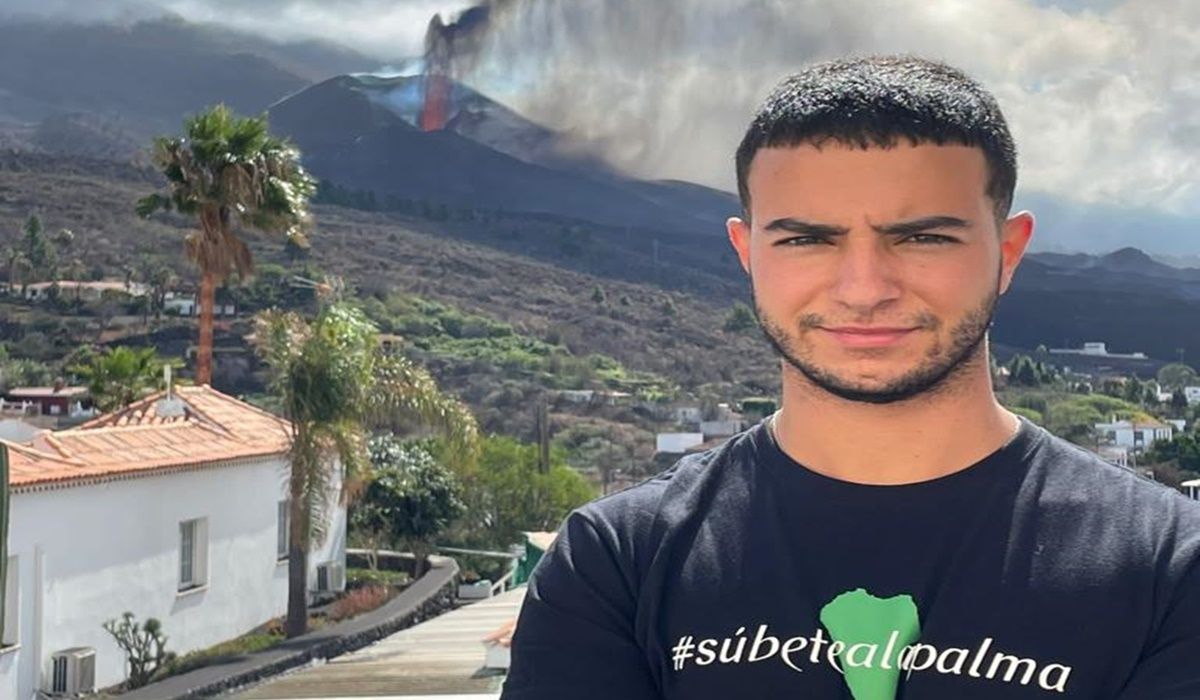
[820,326,919,348]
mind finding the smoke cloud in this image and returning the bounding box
[461,0,1199,214]
[3,0,1197,214]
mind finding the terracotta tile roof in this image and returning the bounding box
[2,386,292,491]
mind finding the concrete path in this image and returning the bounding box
[228,588,526,698]
[119,558,459,700]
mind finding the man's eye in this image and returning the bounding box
[775,236,830,247]
[903,234,956,245]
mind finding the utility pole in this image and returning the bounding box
[535,396,550,474]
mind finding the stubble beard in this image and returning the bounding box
[752,284,999,406]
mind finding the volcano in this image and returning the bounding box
[267,74,738,234]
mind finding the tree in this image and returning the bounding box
[71,346,179,412]
[0,348,53,393]
[351,436,464,576]
[723,302,757,333]
[137,104,317,386]
[1123,377,1147,406]
[1157,363,1198,391]
[102,612,174,689]
[1172,388,1189,413]
[1044,400,1102,445]
[1008,355,1040,387]
[451,435,596,551]
[135,257,176,325]
[252,302,478,638]
[1145,433,1200,475]
[283,235,310,264]
[20,215,54,282]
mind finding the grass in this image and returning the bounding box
[151,631,284,681]
[346,566,412,589]
[357,292,677,396]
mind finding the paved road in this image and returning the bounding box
[229,588,525,698]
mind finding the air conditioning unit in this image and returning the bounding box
[47,647,96,697]
[315,561,345,593]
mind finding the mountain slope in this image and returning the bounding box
[267,74,738,235]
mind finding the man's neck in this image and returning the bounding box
[771,362,1020,486]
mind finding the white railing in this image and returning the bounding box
[490,569,515,597]
[0,400,38,416]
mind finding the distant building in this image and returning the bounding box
[1183,478,1200,501]
[557,390,595,404]
[656,432,705,454]
[22,280,148,302]
[1095,445,1130,468]
[701,420,743,439]
[670,405,703,424]
[2,384,92,419]
[1185,387,1200,406]
[1048,341,1148,360]
[164,290,236,317]
[1094,418,1174,452]
[595,391,633,406]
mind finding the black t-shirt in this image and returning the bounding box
[502,417,1200,699]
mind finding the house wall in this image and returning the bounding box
[0,456,345,699]
[700,420,743,439]
[656,433,704,453]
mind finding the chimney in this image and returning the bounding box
[155,364,185,418]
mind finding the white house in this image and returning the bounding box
[163,291,236,317]
[22,280,148,303]
[0,386,346,700]
[1182,479,1200,501]
[656,432,704,454]
[1094,418,1174,452]
[670,406,703,425]
[1185,387,1200,406]
[700,420,743,439]
[1048,341,1148,360]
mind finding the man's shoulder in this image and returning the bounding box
[574,427,757,533]
[1029,425,1200,545]
[1036,426,1198,505]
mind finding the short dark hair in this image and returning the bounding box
[735,55,1017,221]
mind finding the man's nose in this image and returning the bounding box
[828,239,903,314]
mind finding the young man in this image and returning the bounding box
[501,56,1200,699]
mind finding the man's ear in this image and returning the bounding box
[998,211,1034,295]
[727,215,752,274]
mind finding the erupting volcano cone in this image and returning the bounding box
[420,72,451,131]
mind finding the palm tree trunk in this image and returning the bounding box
[286,440,311,638]
[196,269,215,386]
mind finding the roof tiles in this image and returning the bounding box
[2,386,292,490]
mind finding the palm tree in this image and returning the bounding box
[71,346,181,412]
[137,104,316,386]
[252,302,478,638]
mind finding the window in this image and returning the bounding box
[179,518,208,591]
[2,556,17,647]
[277,500,290,561]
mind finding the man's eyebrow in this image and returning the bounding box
[762,218,850,236]
[872,216,972,236]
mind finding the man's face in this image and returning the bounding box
[727,142,1033,404]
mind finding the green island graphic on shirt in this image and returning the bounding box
[819,588,922,700]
